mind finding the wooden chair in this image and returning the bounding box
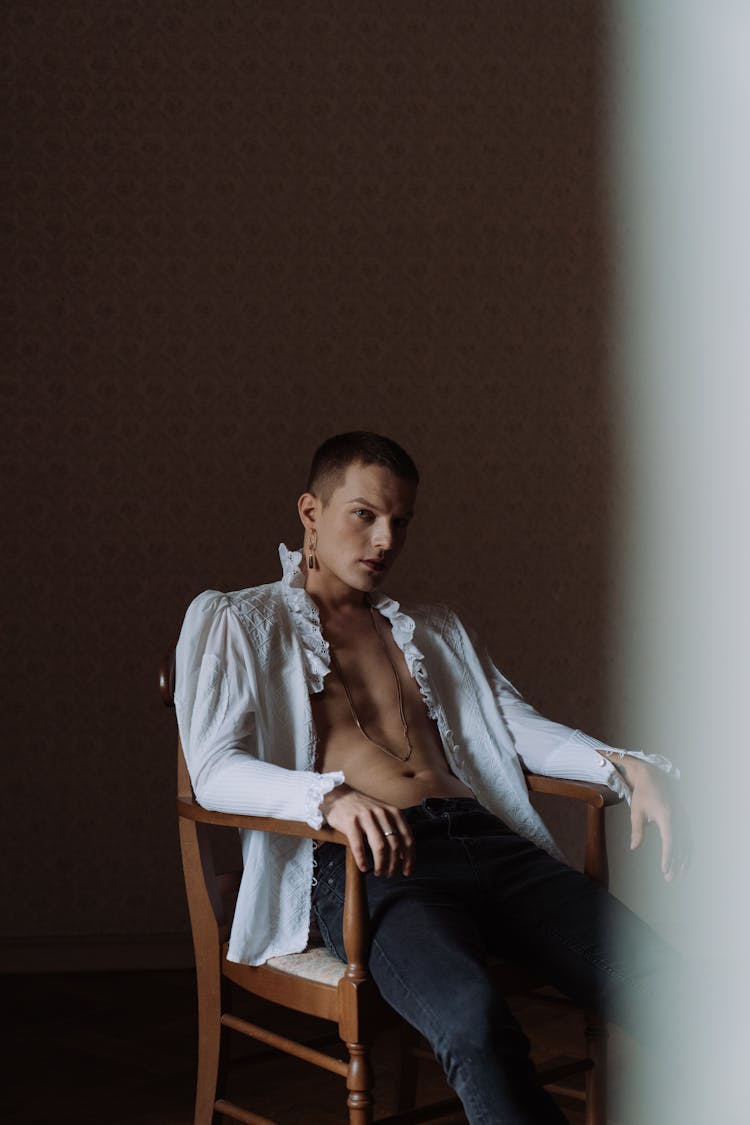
[161,646,620,1125]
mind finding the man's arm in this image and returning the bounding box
[175,590,345,828]
[472,630,689,881]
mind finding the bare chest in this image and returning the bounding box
[310,609,472,805]
[316,612,428,736]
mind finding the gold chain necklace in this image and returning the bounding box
[328,605,414,763]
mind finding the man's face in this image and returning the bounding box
[308,461,417,596]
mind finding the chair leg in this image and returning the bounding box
[346,1040,374,1124]
[213,981,233,1124]
[193,956,229,1125]
[584,1012,608,1125]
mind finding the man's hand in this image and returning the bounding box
[319,784,415,878]
[604,754,691,882]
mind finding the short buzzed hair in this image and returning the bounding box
[306,432,419,504]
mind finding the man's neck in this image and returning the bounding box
[304,571,370,624]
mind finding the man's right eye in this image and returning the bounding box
[354,509,373,519]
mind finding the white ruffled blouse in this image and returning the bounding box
[174,544,677,966]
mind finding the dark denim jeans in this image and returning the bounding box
[312,798,676,1125]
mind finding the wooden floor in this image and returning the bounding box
[3,970,634,1124]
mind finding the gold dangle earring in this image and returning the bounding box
[308,530,317,570]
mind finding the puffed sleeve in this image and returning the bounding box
[471,625,679,805]
[174,591,344,827]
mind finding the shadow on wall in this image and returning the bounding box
[4,2,613,966]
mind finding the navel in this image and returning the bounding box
[402,769,415,779]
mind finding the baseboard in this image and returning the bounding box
[0,931,195,973]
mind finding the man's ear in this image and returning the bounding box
[297,492,319,531]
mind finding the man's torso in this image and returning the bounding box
[311,602,473,806]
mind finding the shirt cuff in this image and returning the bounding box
[540,730,680,806]
[569,730,679,779]
[303,770,346,829]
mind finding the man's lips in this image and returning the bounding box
[361,558,386,572]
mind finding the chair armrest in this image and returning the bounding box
[525,774,622,807]
[178,795,371,973]
[167,655,370,969]
[176,795,348,845]
[525,775,620,886]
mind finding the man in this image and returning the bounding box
[176,431,684,1124]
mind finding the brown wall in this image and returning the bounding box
[3,1,614,968]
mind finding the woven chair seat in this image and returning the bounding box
[267,944,348,986]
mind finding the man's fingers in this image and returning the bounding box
[376,810,414,877]
[346,826,369,874]
[627,773,689,882]
[391,810,414,872]
[363,808,414,878]
[380,827,400,878]
[324,791,416,879]
[630,805,645,851]
[366,815,391,876]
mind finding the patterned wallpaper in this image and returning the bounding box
[4,1,617,959]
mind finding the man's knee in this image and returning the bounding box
[419,976,530,1063]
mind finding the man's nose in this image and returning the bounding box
[372,520,393,552]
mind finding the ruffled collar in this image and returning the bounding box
[278,542,410,627]
[276,544,445,731]
[278,544,330,693]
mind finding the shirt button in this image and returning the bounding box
[598,756,607,767]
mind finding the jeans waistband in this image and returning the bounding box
[315,799,489,858]
[314,798,503,870]
[403,797,486,821]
